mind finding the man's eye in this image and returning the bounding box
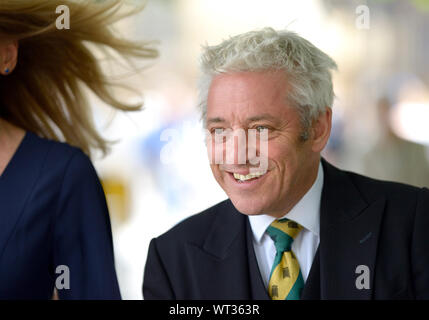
[256,126,269,132]
[213,128,224,134]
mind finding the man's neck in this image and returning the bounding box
[269,159,320,219]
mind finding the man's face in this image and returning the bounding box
[206,70,321,217]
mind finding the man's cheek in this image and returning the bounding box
[209,164,223,182]
[207,141,225,165]
[248,130,269,174]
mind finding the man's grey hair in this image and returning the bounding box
[198,27,338,140]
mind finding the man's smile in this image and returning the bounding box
[232,171,267,181]
[223,169,271,189]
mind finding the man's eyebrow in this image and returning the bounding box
[206,117,225,125]
[247,114,278,122]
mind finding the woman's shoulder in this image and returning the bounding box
[25,130,93,173]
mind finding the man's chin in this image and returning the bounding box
[229,198,265,216]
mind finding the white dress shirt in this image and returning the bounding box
[248,161,324,288]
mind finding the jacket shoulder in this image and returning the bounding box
[31,132,85,161]
[155,199,232,247]
[342,168,423,203]
[27,131,91,172]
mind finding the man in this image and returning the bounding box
[143,28,429,299]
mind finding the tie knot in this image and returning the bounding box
[266,218,302,252]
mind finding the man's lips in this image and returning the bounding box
[223,168,270,184]
[222,167,269,175]
[224,169,257,175]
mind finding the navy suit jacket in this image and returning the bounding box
[143,158,429,299]
[0,131,121,299]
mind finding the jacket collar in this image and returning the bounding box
[319,158,385,299]
[0,131,49,260]
[202,199,246,260]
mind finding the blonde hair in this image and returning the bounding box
[0,0,158,156]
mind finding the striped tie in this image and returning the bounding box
[266,218,304,300]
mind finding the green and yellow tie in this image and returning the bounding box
[266,218,304,300]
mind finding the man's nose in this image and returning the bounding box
[223,128,246,165]
[224,128,259,166]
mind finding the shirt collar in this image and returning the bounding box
[248,161,324,243]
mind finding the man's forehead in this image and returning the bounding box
[206,70,296,125]
[206,112,291,126]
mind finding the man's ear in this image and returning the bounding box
[0,40,19,75]
[310,107,332,153]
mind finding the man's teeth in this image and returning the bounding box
[233,172,265,181]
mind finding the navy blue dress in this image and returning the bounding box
[0,131,121,299]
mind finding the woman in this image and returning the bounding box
[0,0,157,299]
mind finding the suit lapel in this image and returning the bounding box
[245,219,270,300]
[186,200,253,299]
[0,132,47,261]
[319,159,385,299]
[301,246,321,299]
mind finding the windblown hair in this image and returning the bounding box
[198,27,337,138]
[0,0,158,156]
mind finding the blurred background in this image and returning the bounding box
[89,0,429,299]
